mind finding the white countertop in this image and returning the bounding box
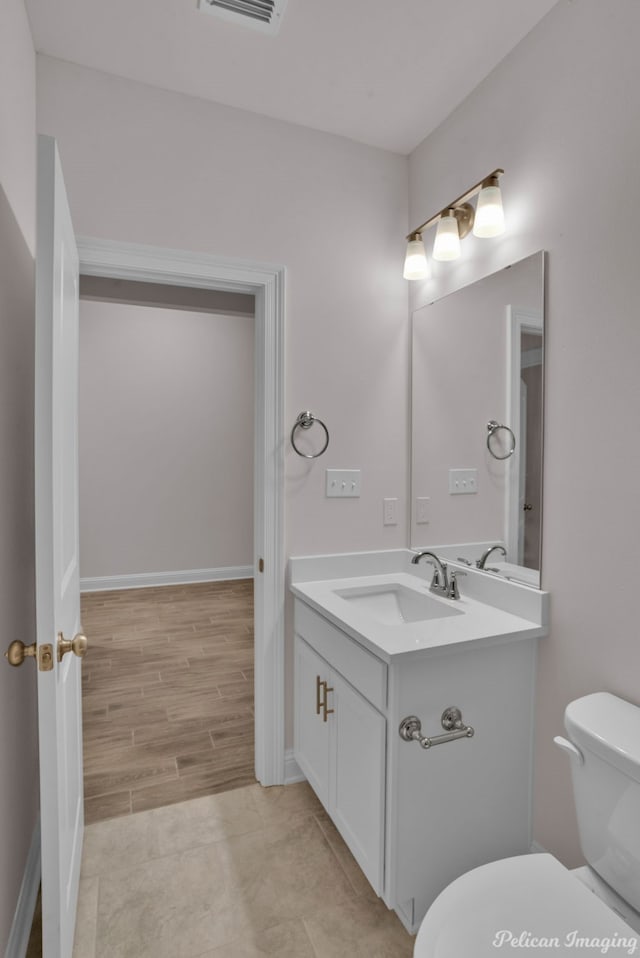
[290,568,548,662]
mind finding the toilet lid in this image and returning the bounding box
[414,853,640,957]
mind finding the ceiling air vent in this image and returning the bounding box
[198,0,288,36]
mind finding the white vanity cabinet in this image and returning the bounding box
[292,590,542,934]
[294,602,387,894]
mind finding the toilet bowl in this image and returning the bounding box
[413,693,640,957]
[414,854,639,957]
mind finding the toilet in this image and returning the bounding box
[414,692,640,956]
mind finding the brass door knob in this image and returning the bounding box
[4,640,37,667]
[57,632,88,662]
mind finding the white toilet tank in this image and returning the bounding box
[564,692,640,914]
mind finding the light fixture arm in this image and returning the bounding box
[405,168,504,241]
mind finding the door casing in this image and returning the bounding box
[77,237,286,785]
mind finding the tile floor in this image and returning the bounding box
[30,583,415,954]
[72,780,414,957]
[80,580,256,823]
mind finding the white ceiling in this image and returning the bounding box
[25,0,559,154]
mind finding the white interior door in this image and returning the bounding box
[35,134,84,958]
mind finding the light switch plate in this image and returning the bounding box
[448,468,478,495]
[326,469,361,498]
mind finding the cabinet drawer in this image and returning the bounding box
[294,600,387,711]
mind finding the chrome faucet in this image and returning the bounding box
[476,544,507,569]
[411,551,462,599]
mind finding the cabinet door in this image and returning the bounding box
[330,671,386,895]
[294,635,331,809]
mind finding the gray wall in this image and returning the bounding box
[408,0,640,864]
[0,0,39,951]
[78,293,255,580]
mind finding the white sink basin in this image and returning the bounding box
[334,583,464,624]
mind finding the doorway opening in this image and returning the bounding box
[78,276,258,820]
[77,237,286,805]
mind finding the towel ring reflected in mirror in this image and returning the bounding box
[291,411,330,459]
[486,420,516,460]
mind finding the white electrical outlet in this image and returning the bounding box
[383,498,398,525]
[416,497,430,523]
[448,468,478,495]
[326,469,361,498]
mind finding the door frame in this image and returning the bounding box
[76,237,286,786]
[506,305,543,570]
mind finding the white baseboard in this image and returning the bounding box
[5,817,41,958]
[284,749,305,785]
[530,839,547,854]
[80,565,254,593]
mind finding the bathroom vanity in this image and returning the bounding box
[290,550,549,933]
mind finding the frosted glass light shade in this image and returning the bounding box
[403,235,429,280]
[432,213,460,261]
[473,184,505,238]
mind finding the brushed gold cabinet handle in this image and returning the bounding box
[322,683,334,722]
[57,632,88,662]
[315,676,334,722]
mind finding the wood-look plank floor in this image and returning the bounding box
[80,579,256,824]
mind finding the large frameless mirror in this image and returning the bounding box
[410,251,545,587]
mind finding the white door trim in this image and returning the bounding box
[76,237,286,785]
[506,305,543,570]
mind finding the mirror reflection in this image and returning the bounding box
[411,251,545,587]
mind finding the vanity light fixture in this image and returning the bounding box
[433,209,463,262]
[473,173,505,238]
[403,233,430,280]
[404,169,505,278]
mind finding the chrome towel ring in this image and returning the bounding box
[487,420,516,460]
[291,411,330,459]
